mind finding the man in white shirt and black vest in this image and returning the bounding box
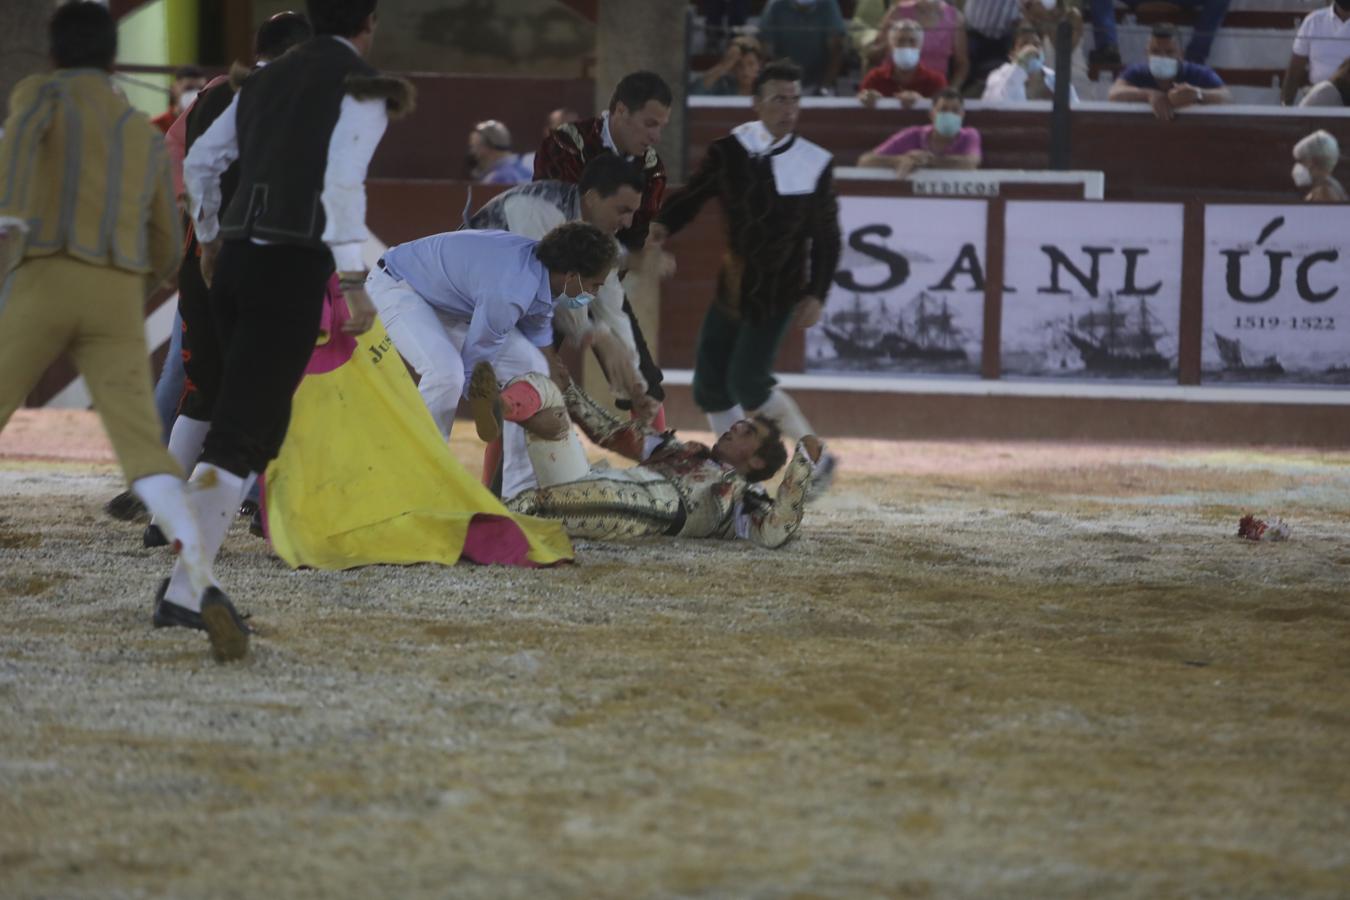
[176,0,413,661]
[650,59,843,494]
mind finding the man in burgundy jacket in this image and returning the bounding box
[532,70,672,418]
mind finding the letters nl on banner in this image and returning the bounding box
[1202,206,1349,385]
[807,197,986,376]
[1001,202,1185,380]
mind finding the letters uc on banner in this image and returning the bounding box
[1202,205,1350,386]
[808,197,986,376]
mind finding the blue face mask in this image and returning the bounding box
[933,111,963,137]
[555,274,594,310]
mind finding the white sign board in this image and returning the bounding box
[1001,201,1184,380]
[807,197,986,376]
[1202,205,1350,385]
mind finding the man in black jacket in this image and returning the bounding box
[174,0,412,661]
[651,59,842,493]
[137,11,313,551]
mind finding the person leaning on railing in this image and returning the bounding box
[1292,130,1347,202]
[862,0,970,89]
[1107,24,1231,121]
[1298,53,1350,108]
[858,20,948,108]
[857,87,981,176]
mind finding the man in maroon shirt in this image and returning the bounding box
[857,20,947,108]
[533,70,673,417]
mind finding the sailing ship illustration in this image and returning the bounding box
[821,292,968,362]
[1212,333,1284,375]
[1063,293,1170,372]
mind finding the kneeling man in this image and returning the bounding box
[471,364,824,548]
[366,222,617,499]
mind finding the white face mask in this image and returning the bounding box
[891,47,921,69]
[1023,51,1045,74]
[1148,55,1179,81]
[178,88,199,111]
[1039,0,1058,9]
[1292,163,1313,188]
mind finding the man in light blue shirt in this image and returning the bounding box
[366,224,617,499]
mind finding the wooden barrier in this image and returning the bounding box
[687,98,1350,201]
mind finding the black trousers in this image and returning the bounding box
[199,240,333,477]
[176,239,220,422]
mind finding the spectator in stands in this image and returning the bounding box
[1088,0,1230,67]
[523,109,579,174]
[865,0,970,88]
[1281,0,1350,107]
[1108,24,1231,120]
[150,66,206,134]
[468,119,531,185]
[983,24,1078,101]
[1300,55,1350,107]
[1020,0,1082,49]
[964,0,1025,88]
[545,107,580,134]
[1292,129,1347,202]
[757,0,848,94]
[691,35,766,95]
[849,0,892,61]
[700,0,751,49]
[858,21,948,107]
[1018,0,1088,91]
[857,88,982,175]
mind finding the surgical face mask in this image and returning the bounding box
[933,111,963,137]
[891,47,921,69]
[1039,0,1058,10]
[178,88,199,111]
[1292,163,1313,188]
[1148,55,1179,81]
[555,274,594,310]
[1023,51,1045,74]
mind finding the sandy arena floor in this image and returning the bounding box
[1,410,1348,899]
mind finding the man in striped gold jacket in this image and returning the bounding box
[0,2,238,660]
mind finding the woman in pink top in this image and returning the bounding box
[857,89,982,177]
[869,0,969,89]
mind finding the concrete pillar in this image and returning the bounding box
[0,0,50,120]
[592,0,688,409]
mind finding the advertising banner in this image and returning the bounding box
[806,197,986,376]
[1202,206,1350,385]
[1001,201,1184,380]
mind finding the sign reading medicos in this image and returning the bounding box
[808,197,986,376]
[1202,205,1350,386]
[1001,201,1184,380]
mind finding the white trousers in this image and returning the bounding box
[367,265,546,499]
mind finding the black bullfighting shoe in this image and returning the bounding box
[468,361,503,443]
[200,587,250,663]
[151,578,204,631]
[105,490,146,522]
[142,523,169,548]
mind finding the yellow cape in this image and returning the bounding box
[265,317,573,570]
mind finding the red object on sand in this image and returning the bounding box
[1238,514,1267,541]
